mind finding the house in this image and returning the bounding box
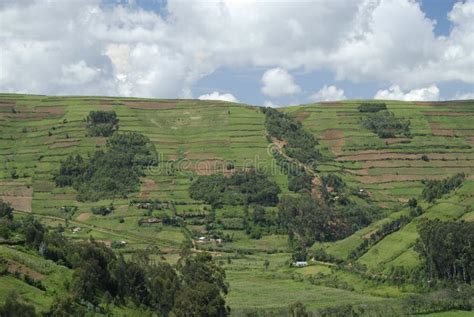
[293,261,308,267]
[198,236,207,242]
[71,227,81,233]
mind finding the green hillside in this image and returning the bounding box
[0,94,473,316]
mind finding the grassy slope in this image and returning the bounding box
[288,100,474,272]
[0,94,473,314]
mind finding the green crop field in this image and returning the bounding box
[0,94,473,316]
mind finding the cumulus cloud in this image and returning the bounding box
[374,85,440,101]
[0,0,473,98]
[309,85,346,102]
[198,91,238,102]
[261,68,301,98]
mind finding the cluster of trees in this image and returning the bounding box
[358,103,387,113]
[86,111,119,137]
[91,204,115,216]
[2,207,229,316]
[54,132,157,201]
[362,111,411,138]
[189,171,281,208]
[262,107,321,169]
[415,219,473,283]
[277,194,378,247]
[421,173,465,202]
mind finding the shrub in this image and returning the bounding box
[362,111,411,138]
[358,103,387,113]
[86,111,119,137]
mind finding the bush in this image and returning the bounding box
[86,111,119,137]
[362,111,411,138]
[189,171,281,208]
[358,103,387,113]
[421,173,465,202]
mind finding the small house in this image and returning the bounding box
[293,261,308,267]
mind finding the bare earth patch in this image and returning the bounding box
[6,260,45,281]
[76,212,91,221]
[124,101,177,110]
[0,186,33,212]
[430,122,455,136]
[295,111,310,122]
[140,179,157,198]
[322,129,345,155]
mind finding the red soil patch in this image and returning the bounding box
[124,101,177,110]
[322,129,345,155]
[430,122,455,136]
[6,260,45,281]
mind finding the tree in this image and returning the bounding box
[0,200,13,220]
[0,292,36,317]
[174,253,229,316]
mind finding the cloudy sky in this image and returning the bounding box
[0,0,473,106]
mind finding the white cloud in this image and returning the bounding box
[261,68,301,98]
[198,91,238,102]
[0,0,473,98]
[374,85,440,101]
[309,85,346,102]
[263,100,278,108]
[453,92,474,100]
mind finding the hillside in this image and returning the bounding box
[0,94,473,316]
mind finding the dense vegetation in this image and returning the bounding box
[416,219,473,283]
[362,111,411,138]
[263,107,321,168]
[358,103,387,113]
[54,132,157,201]
[189,171,281,208]
[86,111,119,137]
[278,194,379,247]
[421,173,466,202]
[0,206,229,316]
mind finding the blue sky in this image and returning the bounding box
[1,0,473,106]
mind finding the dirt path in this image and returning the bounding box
[270,137,322,197]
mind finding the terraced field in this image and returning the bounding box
[0,94,473,315]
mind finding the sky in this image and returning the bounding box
[0,0,473,106]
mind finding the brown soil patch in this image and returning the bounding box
[422,111,473,116]
[140,179,157,198]
[466,136,474,146]
[311,177,322,198]
[6,260,45,280]
[383,138,411,145]
[356,174,445,184]
[0,186,32,212]
[322,129,344,155]
[430,122,455,136]
[295,111,310,122]
[75,212,91,222]
[124,101,177,110]
[34,106,65,115]
[49,140,80,149]
[463,213,474,222]
[96,137,107,146]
